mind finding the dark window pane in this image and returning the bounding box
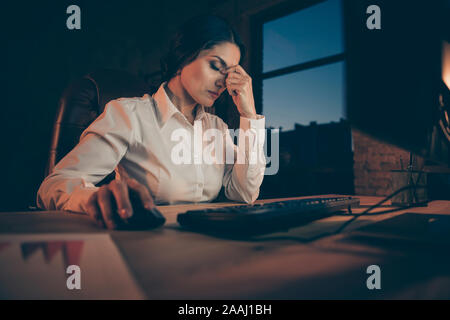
[263,61,345,130]
[263,0,344,73]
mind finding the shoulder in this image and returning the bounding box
[103,94,157,120]
[94,95,157,143]
[109,94,154,112]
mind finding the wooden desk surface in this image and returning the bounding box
[1,195,450,299]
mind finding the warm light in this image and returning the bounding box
[443,41,450,90]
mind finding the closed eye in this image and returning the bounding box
[210,62,220,72]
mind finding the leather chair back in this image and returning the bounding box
[46,69,154,182]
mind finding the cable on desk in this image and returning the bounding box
[333,184,427,234]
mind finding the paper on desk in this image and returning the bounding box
[0,233,146,299]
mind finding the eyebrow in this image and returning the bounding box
[212,55,229,69]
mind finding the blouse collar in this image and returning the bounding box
[152,82,207,127]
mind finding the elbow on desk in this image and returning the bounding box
[225,186,260,204]
[35,174,92,212]
[224,173,263,204]
[36,179,60,211]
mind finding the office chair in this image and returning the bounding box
[45,69,154,185]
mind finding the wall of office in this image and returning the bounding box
[352,129,421,196]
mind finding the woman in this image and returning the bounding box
[37,15,266,229]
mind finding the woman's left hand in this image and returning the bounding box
[225,65,257,119]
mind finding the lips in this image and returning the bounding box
[208,91,219,99]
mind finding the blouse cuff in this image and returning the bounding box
[239,114,265,131]
[64,186,99,214]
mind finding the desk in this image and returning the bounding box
[1,195,450,299]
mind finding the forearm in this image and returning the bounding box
[223,115,266,203]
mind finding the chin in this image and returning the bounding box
[205,101,214,107]
[201,97,215,107]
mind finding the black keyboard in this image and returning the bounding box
[177,196,360,236]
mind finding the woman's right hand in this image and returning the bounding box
[85,178,155,229]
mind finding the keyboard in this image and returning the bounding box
[177,196,360,236]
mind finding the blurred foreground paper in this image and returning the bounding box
[0,233,146,299]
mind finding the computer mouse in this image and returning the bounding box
[113,192,166,230]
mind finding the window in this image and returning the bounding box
[260,0,345,130]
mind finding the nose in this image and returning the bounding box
[215,74,226,92]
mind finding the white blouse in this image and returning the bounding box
[37,82,266,213]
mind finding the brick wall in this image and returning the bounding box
[352,128,425,196]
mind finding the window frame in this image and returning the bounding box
[249,0,346,121]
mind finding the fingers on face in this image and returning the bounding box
[226,64,244,74]
[226,65,251,78]
[226,70,246,85]
[226,76,247,96]
[226,77,247,86]
[227,86,242,96]
[224,66,251,96]
[226,71,250,84]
